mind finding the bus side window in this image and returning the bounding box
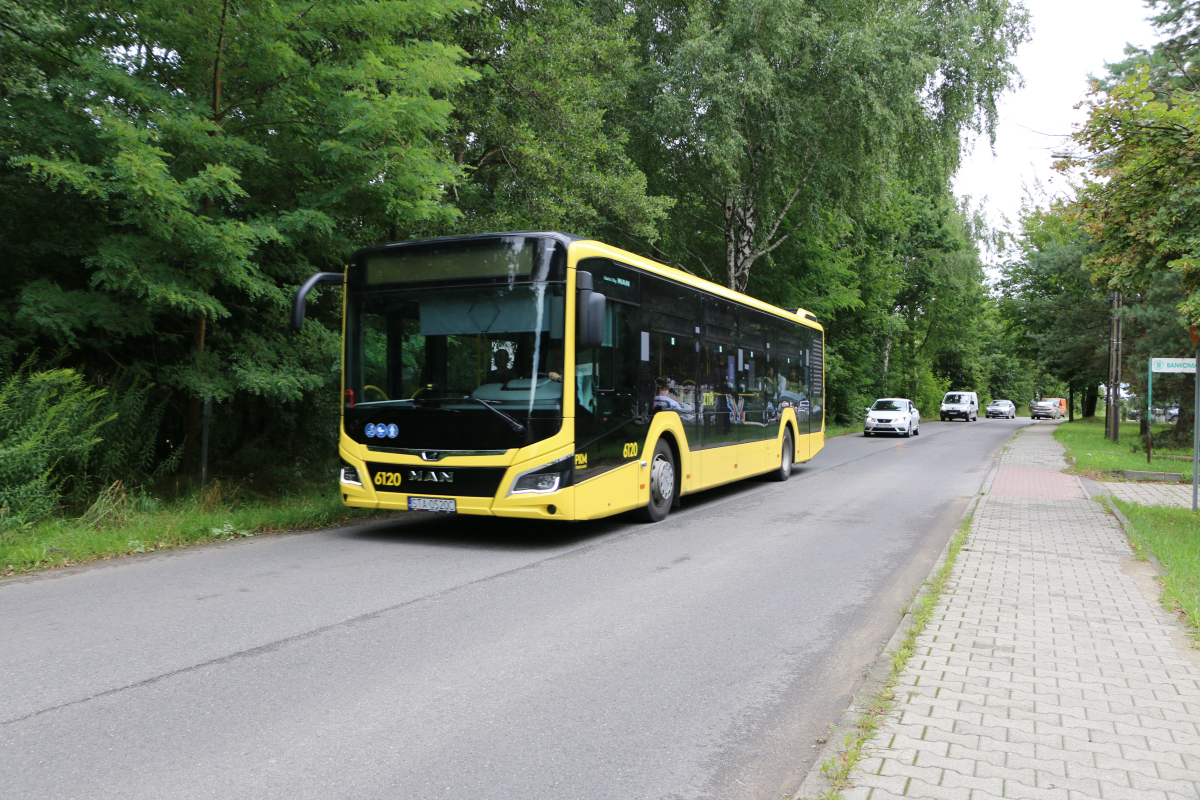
[641,275,699,441]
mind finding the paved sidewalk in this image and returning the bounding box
[1104,482,1199,510]
[844,424,1200,800]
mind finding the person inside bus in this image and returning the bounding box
[490,349,516,384]
[653,377,685,411]
[546,348,564,383]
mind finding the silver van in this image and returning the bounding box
[940,391,978,422]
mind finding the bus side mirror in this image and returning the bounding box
[291,272,344,332]
[576,271,606,349]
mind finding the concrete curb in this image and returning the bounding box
[790,493,979,800]
[789,420,1033,800]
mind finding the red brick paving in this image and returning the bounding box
[988,465,1084,499]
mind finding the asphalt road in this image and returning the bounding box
[0,417,1029,800]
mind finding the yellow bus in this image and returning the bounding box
[292,233,824,522]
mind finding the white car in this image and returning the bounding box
[864,398,921,437]
[940,391,978,422]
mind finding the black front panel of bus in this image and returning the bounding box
[573,258,823,480]
[366,462,507,497]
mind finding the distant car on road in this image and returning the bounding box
[986,399,1016,419]
[1044,397,1068,417]
[940,391,978,422]
[864,398,921,437]
[1031,400,1062,420]
[1167,406,1179,424]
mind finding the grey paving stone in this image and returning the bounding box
[840,787,873,800]
[938,770,1005,795]
[912,750,978,777]
[974,761,1038,785]
[1094,781,1170,800]
[1004,780,1071,800]
[900,777,972,800]
[832,424,1200,800]
[1034,772,1101,795]
[878,760,944,785]
[1128,773,1200,799]
[1063,759,1134,787]
[856,772,911,795]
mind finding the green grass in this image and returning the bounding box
[1054,417,1191,476]
[1112,500,1200,643]
[0,482,384,575]
[826,422,862,438]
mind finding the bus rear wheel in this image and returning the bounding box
[638,440,675,522]
[771,429,794,481]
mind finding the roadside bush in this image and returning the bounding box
[78,373,171,501]
[0,367,106,530]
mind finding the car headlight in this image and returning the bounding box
[866,416,876,423]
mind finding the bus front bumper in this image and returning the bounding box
[341,474,575,521]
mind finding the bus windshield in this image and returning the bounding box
[344,283,566,450]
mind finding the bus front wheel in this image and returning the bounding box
[638,440,675,522]
[771,429,794,482]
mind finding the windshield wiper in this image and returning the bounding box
[459,398,527,435]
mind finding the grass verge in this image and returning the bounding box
[806,514,973,800]
[826,422,862,438]
[1,482,385,575]
[1110,499,1200,644]
[1054,417,1189,476]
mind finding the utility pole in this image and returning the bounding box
[1107,292,1123,442]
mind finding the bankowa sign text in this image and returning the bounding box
[1152,357,1197,373]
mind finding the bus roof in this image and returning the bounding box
[569,238,823,332]
[351,231,822,332]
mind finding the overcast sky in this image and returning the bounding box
[952,0,1161,254]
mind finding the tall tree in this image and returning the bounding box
[1000,206,1108,416]
[440,0,672,240]
[1066,0,1200,437]
[1,0,476,471]
[621,0,1029,293]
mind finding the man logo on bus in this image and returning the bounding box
[408,470,453,483]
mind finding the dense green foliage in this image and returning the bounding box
[999,205,1106,414]
[0,366,105,529]
[2,0,1034,515]
[612,0,1031,416]
[2,0,478,476]
[1023,0,1200,436]
[0,363,174,529]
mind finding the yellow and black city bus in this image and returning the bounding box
[292,232,824,522]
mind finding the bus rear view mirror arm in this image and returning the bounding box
[291,272,344,332]
[576,271,606,349]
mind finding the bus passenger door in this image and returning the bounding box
[574,298,644,516]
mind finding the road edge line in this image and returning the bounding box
[789,424,1026,800]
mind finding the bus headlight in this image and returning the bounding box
[507,454,574,496]
[340,462,363,486]
[513,473,561,493]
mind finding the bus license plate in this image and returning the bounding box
[408,497,456,513]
